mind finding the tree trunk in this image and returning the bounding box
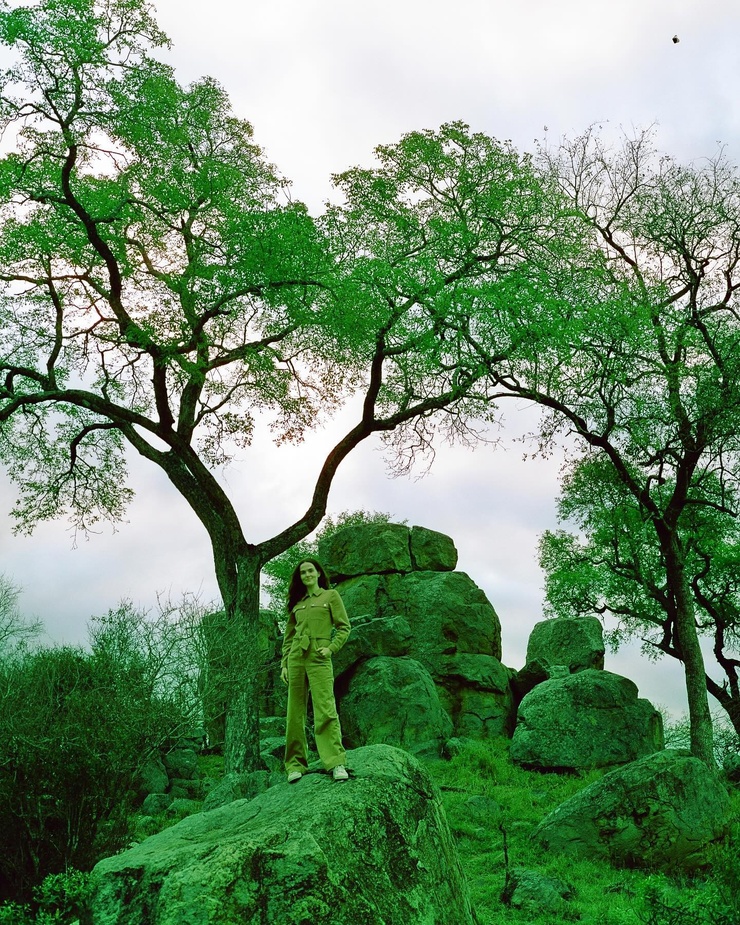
[220,554,264,775]
[705,676,740,741]
[666,542,716,766]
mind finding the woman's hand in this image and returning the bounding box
[317,646,331,658]
[281,665,288,685]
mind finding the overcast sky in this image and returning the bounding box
[2,0,740,722]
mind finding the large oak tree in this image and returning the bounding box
[0,0,572,771]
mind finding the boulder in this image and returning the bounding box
[202,771,275,812]
[332,613,413,682]
[510,670,664,770]
[138,754,169,797]
[340,657,453,757]
[162,748,199,781]
[140,792,173,816]
[525,617,605,674]
[338,571,502,667]
[260,736,287,760]
[166,798,201,817]
[319,522,413,579]
[168,778,204,801]
[501,868,576,914]
[535,750,732,869]
[409,525,458,572]
[87,745,475,925]
[431,654,515,739]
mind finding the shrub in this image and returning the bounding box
[0,602,200,903]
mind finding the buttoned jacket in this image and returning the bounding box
[281,588,351,670]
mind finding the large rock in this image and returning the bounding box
[86,745,475,925]
[340,657,453,757]
[510,670,664,770]
[526,617,605,674]
[338,571,502,666]
[162,748,198,782]
[332,613,413,682]
[319,522,458,580]
[319,522,413,579]
[432,654,515,739]
[137,754,169,797]
[535,750,732,869]
[409,525,458,572]
[334,570,503,741]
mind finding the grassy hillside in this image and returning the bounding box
[425,738,740,925]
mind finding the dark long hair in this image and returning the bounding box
[286,558,330,613]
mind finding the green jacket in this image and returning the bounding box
[281,588,351,670]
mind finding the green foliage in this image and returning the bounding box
[427,739,639,925]
[426,738,740,925]
[0,869,92,925]
[0,600,204,903]
[261,509,402,612]
[634,835,740,925]
[33,870,93,924]
[0,904,33,925]
[513,128,740,761]
[539,454,740,738]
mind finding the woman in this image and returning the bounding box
[281,558,351,782]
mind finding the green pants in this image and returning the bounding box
[285,643,346,773]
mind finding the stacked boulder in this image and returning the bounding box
[318,523,515,756]
[511,616,664,770]
[137,736,205,817]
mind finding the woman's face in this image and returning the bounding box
[299,561,320,588]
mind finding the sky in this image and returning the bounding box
[2,0,740,722]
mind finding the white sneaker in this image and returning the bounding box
[332,765,349,781]
[287,770,302,783]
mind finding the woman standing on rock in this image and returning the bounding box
[281,559,351,782]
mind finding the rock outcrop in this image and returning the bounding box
[510,670,664,770]
[535,749,732,869]
[87,745,475,925]
[319,522,458,579]
[316,523,513,744]
[526,616,605,674]
[332,613,413,681]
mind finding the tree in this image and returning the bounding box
[0,0,571,771]
[540,456,740,742]
[0,573,42,653]
[459,127,740,765]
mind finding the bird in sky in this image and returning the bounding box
[672,35,680,44]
